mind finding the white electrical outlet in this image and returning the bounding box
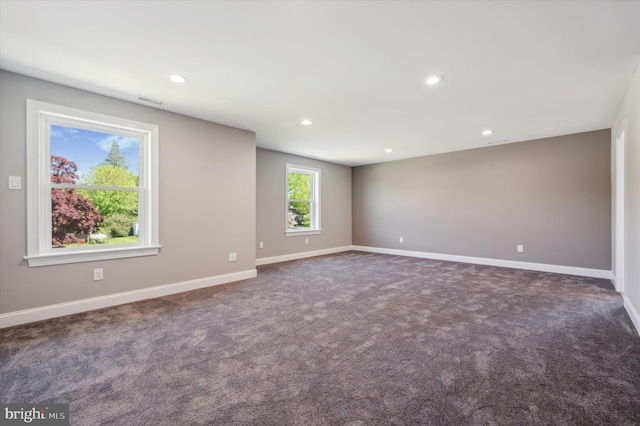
[305,238,309,245]
[259,242,264,249]
[517,245,524,253]
[400,237,404,243]
[93,268,103,281]
[228,252,237,262]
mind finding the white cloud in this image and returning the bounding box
[51,126,78,139]
[97,135,139,152]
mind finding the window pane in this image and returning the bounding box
[288,172,311,200]
[50,124,139,187]
[52,188,139,248]
[288,201,311,229]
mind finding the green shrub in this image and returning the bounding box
[101,214,136,238]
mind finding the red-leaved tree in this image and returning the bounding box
[51,155,103,246]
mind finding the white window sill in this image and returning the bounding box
[25,245,161,267]
[285,229,322,237]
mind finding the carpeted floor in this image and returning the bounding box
[1,251,639,425]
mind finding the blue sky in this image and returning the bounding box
[50,125,140,180]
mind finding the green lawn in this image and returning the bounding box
[105,236,138,245]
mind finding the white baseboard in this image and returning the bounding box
[623,295,640,335]
[0,269,257,329]
[3,246,627,332]
[256,246,352,266]
[351,245,615,280]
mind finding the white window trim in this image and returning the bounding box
[285,164,321,236]
[25,99,160,267]
[285,229,322,237]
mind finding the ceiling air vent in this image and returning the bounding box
[138,96,163,105]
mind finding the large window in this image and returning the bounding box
[286,164,320,236]
[26,100,159,267]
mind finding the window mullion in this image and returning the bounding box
[51,183,140,192]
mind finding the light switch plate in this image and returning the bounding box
[8,176,21,190]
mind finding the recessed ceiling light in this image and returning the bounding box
[426,75,443,85]
[301,119,313,126]
[169,74,188,84]
[385,148,393,153]
[482,129,493,136]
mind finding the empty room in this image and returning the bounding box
[1,1,639,425]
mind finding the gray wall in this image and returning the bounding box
[612,62,640,325]
[0,71,256,314]
[256,148,352,259]
[0,69,625,322]
[353,130,611,270]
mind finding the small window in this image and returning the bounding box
[26,100,160,267]
[286,164,321,236]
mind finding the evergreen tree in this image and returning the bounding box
[104,140,127,169]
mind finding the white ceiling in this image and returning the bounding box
[1,1,639,166]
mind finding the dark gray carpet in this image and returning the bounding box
[1,251,639,425]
